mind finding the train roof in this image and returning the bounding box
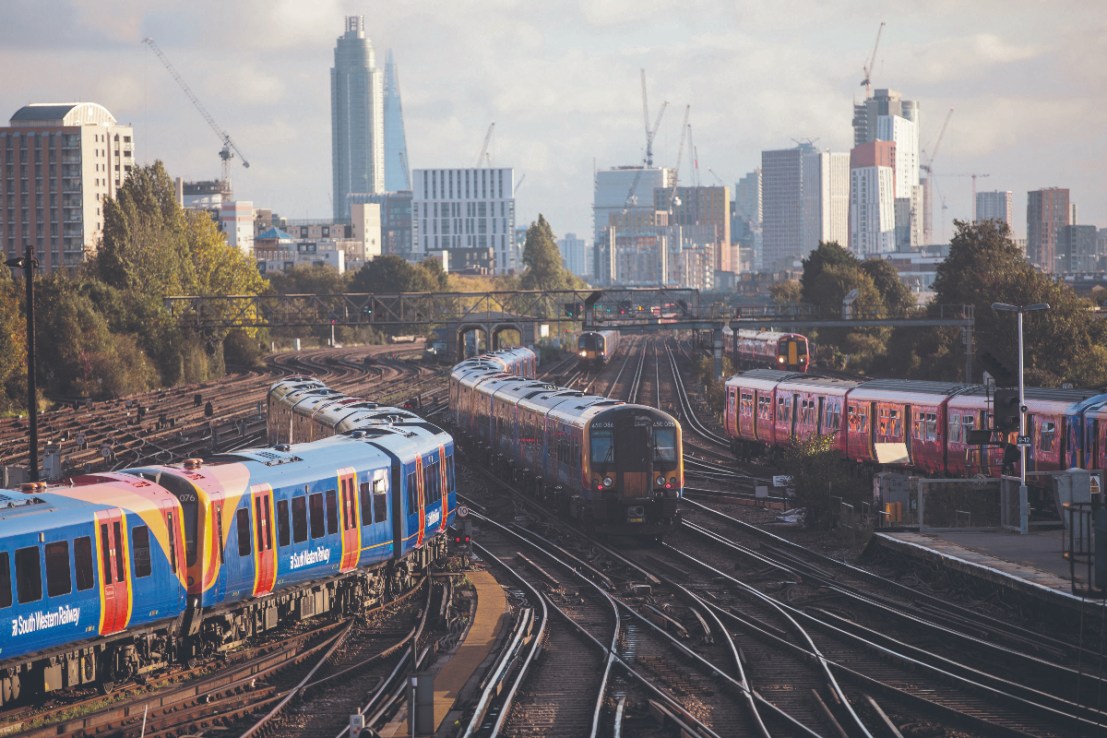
[776,375,860,394]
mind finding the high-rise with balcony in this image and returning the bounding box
[1027,187,1070,272]
[0,102,134,273]
[853,89,922,249]
[331,16,384,222]
[412,168,516,275]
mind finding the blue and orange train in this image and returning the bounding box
[0,397,456,706]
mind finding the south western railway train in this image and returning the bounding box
[725,369,1107,476]
[721,327,811,372]
[577,330,620,368]
[450,349,683,538]
[0,384,457,708]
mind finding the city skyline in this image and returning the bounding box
[2,1,1103,247]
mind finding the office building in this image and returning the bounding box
[849,141,897,256]
[219,200,254,255]
[1027,187,1070,272]
[382,50,411,192]
[1057,224,1099,273]
[349,191,412,257]
[0,102,134,273]
[976,190,1013,231]
[557,232,588,278]
[654,185,732,272]
[331,16,384,222]
[761,144,848,272]
[412,167,516,275]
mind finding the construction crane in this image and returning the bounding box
[860,21,886,98]
[476,122,495,167]
[920,108,953,243]
[640,69,668,167]
[143,38,249,194]
[667,105,692,213]
[513,173,526,196]
[687,124,700,187]
[945,173,991,222]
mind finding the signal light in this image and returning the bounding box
[994,388,1020,432]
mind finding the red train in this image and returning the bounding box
[724,369,1107,477]
[722,328,811,372]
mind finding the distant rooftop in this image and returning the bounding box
[9,102,118,128]
[257,227,293,241]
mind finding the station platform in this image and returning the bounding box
[870,527,1105,610]
[376,567,509,737]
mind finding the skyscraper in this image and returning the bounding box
[761,144,848,272]
[331,16,384,222]
[0,102,134,273]
[975,190,1013,231]
[1027,188,1070,273]
[411,168,516,275]
[849,141,896,256]
[853,89,922,249]
[383,49,411,192]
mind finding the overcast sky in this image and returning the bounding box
[3,0,1103,244]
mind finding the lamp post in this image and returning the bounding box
[991,301,1049,533]
[6,245,38,482]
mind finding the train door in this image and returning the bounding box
[338,468,360,572]
[614,415,651,497]
[251,485,277,597]
[95,509,131,636]
[437,447,450,532]
[413,455,426,548]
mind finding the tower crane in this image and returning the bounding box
[476,122,495,167]
[944,173,991,222]
[920,107,953,242]
[640,69,668,167]
[687,124,700,187]
[860,21,886,98]
[143,38,250,195]
[667,105,692,213]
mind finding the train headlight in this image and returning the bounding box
[580,350,587,357]
[656,475,665,487]
[670,476,678,486]
[602,476,614,488]
[777,356,785,363]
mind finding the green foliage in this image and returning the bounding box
[518,215,586,291]
[879,220,1107,386]
[268,264,351,295]
[223,329,267,370]
[349,255,446,293]
[0,277,27,413]
[784,435,866,530]
[770,279,802,306]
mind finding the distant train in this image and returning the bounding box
[723,328,811,372]
[724,369,1107,477]
[577,330,620,368]
[449,349,682,538]
[0,407,456,706]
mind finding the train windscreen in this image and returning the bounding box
[579,333,603,351]
[653,427,678,465]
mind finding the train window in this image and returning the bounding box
[277,499,291,547]
[74,537,94,591]
[653,427,678,464]
[132,526,152,578]
[166,513,178,574]
[325,489,339,535]
[99,524,113,585]
[309,493,326,538]
[254,496,273,552]
[1040,422,1056,452]
[15,546,41,603]
[590,426,614,467]
[373,479,388,522]
[112,522,125,582]
[0,552,11,608]
[236,509,251,556]
[292,497,308,543]
[406,471,418,513]
[757,396,771,420]
[45,540,72,596]
[360,482,373,526]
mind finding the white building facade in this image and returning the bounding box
[412,167,516,275]
[557,232,588,278]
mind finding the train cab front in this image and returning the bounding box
[586,407,682,538]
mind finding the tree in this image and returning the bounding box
[917,220,1107,386]
[268,264,350,296]
[349,255,445,294]
[518,215,586,291]
[800,241,858,310]
[784,434,865,531]
[0,276,27,413]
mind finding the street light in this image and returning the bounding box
[6,245,38,482]
[991,301,1049,533]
